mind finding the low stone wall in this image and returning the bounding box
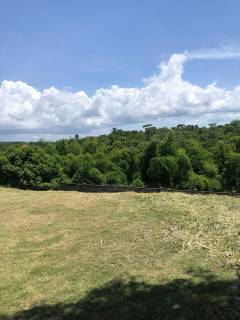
[59,183,240,197]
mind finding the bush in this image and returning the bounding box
[131,178,144,187]
[202,163,218,178]
[185,173,208,191]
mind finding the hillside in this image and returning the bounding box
[0,188,240,319]
[1,121,240,192]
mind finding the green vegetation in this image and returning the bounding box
[0,188,240,319]
[1,121,240,191]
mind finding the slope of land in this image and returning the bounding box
[0,188,240,319]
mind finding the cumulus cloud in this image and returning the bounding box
[1,49,240,139]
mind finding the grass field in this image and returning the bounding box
[0,188,240,319]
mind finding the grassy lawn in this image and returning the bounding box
[0,188,240,319]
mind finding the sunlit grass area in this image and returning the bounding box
[0,188,240,319]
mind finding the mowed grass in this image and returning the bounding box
[0,188,240,319]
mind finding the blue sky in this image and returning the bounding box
[1,0,240,140]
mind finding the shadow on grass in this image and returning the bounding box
[2,270,240,320]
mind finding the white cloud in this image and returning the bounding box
[1,49,240,139]
[188,46,240,60]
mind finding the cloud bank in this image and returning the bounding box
[1,49,240,139]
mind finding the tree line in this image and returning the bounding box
[0,120,240,191]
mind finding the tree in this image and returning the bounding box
[222,152,240,191]
[175,150,192,186]
[185,140,211,173]
[141,141,158,182]
[1,120,240,192]
[231,136,240,153]
[159,132,178,156]
[147,156,178,187]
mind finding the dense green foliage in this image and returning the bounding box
[1,120,240,191]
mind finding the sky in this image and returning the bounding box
[1,0,240,141]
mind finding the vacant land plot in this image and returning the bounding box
[0,188,240,319]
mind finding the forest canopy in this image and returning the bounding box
[1,120,240,192]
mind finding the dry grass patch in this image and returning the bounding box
[0,188,240,319]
